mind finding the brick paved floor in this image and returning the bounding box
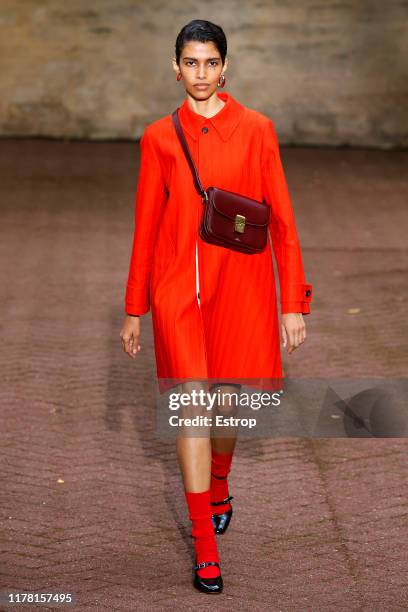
[0,139,407,611]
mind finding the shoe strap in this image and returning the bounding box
[211,472,228,480]
[194,561,220,570]
[210,495,234,507]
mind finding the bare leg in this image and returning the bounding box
[210,383,241,453]
[176,436,211,491]
[175,381,212,491]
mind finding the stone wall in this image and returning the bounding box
[0,0,407,146]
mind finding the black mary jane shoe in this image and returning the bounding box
[193,560,223,594]
[211,495,234,535]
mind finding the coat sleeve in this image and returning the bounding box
[261,118,312,315]
[124,126,167,315]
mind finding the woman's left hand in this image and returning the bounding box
[281,313,306,354]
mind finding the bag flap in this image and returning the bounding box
[208,187,271,226]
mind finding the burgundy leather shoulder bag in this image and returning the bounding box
[171,108,271,255]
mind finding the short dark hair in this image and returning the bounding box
[175,19,227,65]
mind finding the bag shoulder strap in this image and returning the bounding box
[171,109,207,201]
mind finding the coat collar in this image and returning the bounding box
[177,91,245,142]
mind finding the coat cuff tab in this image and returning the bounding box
[281,282,313,304]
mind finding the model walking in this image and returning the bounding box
[120,19,313,594]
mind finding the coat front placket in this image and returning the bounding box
[192,119,213,378]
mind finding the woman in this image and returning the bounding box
[120,19,313,594]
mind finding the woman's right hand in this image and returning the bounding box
[120,315,141,359]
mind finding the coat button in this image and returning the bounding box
[201,126,209,133]
[305,289,311,297]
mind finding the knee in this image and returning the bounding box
[211,384,241,416]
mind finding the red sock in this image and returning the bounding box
[210,449,234,514]
[184,489,220,579]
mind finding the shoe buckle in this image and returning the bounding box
[196,561,207,569]
[194,560,220,570]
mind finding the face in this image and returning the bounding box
[172,40,228,99]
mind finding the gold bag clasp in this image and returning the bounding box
[234,214,246,233]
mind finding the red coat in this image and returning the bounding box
[125,91,312,393]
